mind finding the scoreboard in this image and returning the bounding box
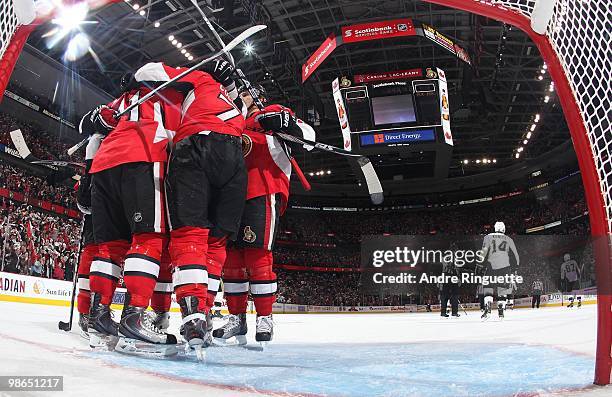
[332,67,453,178]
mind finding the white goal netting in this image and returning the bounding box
[0,0,21,60]
[494,0,612,233]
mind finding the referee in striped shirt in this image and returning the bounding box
[532,279,544,308]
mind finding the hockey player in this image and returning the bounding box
[86,72,184,352]
[479,221,519,319]
[213,83,315,346]
[133,59,247,352]
[561,253,582,307]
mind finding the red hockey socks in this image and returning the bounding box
[123,233,166,307]
[77,243,97,314]
[223,248,249,315]
[206,235,228,308]
[90,240,129,305]
[170,226,209,312]
[151,247,173,312]
[246,248,276,316]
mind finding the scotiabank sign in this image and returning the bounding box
[354,68,422,83]
[342,19,416,43]
[302,34,337,82]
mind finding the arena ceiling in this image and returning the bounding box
[26,0,572,184]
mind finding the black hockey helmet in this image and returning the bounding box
[238,81,267,100]
[119,72,136,93]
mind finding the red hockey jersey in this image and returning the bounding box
[134,62,245,143]
[89,87,183,173]
[243,104,317,214]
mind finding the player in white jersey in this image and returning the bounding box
[479,221,519,319]
[561,253,582,307]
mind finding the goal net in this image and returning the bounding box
[0,0,36,97]
[425,0,611,386]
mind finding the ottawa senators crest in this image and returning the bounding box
[241,134,253,157]
[426,68,437,79]
[340,76,351,88]
[243,226,257,243]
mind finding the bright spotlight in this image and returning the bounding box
[52,2,90,33]
[64,32,90,62]
[244,42,253,55]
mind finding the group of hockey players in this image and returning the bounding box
[72,57,315,356]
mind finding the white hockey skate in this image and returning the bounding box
[212,313,247,346]
[255,315,274,350]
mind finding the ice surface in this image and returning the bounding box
[0,301,609,397]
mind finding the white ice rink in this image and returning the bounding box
[0,301,609,397]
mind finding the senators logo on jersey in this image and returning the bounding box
[243,226,257,243]
[241,134,253,157]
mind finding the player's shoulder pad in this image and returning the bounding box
[135,62,172,82]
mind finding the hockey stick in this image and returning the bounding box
[275,132,384,204]
[196,13,379,201]
[10,129,81,179]
[59,217,85,331]
[115,24,266,119]
[65,24,267,156]
[32,160,85,169]
[190,5,312,192]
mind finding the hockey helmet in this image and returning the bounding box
[120,72,136,93]
[239,81,267,100]
[563,253,571,261]
[494,221,506,233]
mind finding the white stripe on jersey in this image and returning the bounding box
[267,194,276,251]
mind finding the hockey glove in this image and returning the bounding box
[80,105,117,136]
[201,58,234,86]
[76,172,92,215]
[256,110,299,135]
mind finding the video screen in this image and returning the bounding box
[371,94,417,125]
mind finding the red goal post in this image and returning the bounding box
[423,0,611,386]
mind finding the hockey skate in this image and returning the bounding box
[179,297,212,361]
[146,310,171,332]
[481,304,491,321]
[78,313,89,340]
[116,306,178,358]
[88,293,119,350]
[497,303,505,319]
[255,315,274,350]
[577,297,582,307]
[212,313,247,346]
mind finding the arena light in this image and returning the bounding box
[531,124,536,131]
[64,32,90,62]
[139,10,145,16]
[244,42,253,55]
[172,39,178,45]
[132,4,140,10]
[538,75,544,80]
[515,153,520,159]
[544,95,550,103]
[188,56,194,61]
[327,170,332,175]
[524,139,528,144]
[168,35,174,41]
[527,132,532,139]
[154,21,160,28]
[176,42,182,48]
[181,49,186,54]
[493,159,497,163]
[463,159,469,164]
[534,114,540,122]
